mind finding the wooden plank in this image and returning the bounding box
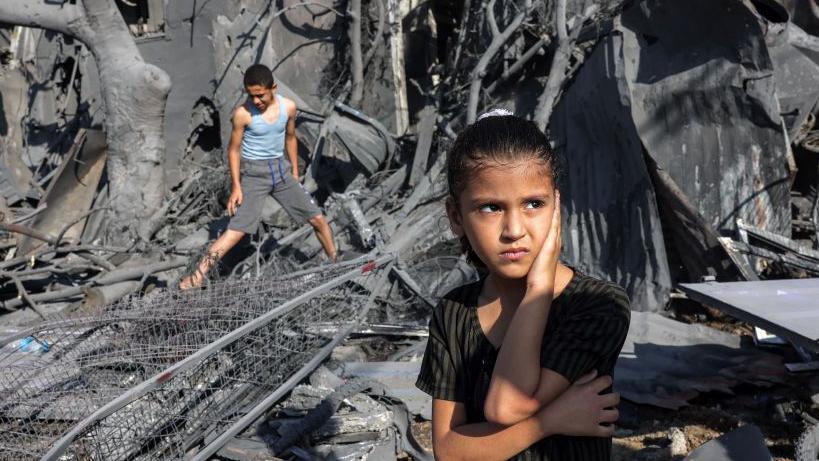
[408,107,436,187]
[17,130,106,255]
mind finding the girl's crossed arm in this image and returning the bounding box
[432,371,619,461]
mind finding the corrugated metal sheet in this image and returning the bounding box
[621,0,792,236]
[550,0,812,310]
[680,278,819,353]
[551,33,672,313]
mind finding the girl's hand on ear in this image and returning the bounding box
[526,192,562,293]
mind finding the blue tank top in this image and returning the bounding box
[241,95,288,160]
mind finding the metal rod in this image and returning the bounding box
[191,260,394,460]
[41,254,393,461]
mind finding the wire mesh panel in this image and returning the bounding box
[0,258,388,461]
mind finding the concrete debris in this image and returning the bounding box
[338,361,432,420]
[331,344,369,363]
[337,194,378,250]
[669,427,688,457]
[242,366,432,461]
[217,438,285,461]
[683,424,773,461]
[274,380,393,450]
[615,311,784,410]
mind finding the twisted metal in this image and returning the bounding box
[0,257,391,460]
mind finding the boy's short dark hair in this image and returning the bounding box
[244,64,275,88]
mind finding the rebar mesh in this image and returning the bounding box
[0,259,388,460]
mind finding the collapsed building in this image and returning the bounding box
[0,0,819,459]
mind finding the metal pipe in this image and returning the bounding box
[41,254,394,461]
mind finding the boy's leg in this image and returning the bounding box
[180,159,268,289]
[308,214,337,261]
[179,229,245,289]
[271,163,337,261]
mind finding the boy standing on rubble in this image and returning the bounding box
[180,64,336,289]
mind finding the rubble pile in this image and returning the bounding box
[1,0,819,459]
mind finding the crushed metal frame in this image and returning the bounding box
[0,254,394,460]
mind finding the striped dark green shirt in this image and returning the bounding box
[416,270,630,461]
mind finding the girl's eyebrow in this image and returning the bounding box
[522,193,552,202]
[466,194,554,208]
[467,195,502,204]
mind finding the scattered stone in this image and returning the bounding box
[331,345,368,363]
[669,427,688,457]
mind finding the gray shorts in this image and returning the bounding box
[228,157,322,234]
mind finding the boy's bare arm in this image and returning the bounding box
[485,195,565,424]
[284,99,299,179]
[226,106,250,216]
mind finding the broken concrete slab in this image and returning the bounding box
[338,361,431,420]
[135,0,224,176]
[217,437,284,461]
[311,429,397,461]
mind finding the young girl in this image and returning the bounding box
[416,111,630,460]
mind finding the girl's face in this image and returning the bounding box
[447,158,556,281]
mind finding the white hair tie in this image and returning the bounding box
[477,108,514,121]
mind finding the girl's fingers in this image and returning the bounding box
[575,369,598,385]
[601,392,621,407]
[532,194,562,265]
[527,191,562,286]
[588,375,614,393]
[599,408,619,423]
[556,195,562,251]
[546,195,560,244]
[596,424,616,437]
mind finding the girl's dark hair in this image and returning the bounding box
[447,114,559,200]
[244,64,275,88]
[446,114,561,267]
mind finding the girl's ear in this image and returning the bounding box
[445,197,464,237]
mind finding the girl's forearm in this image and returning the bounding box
[436,415,550,461]
[485,290,553,422]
